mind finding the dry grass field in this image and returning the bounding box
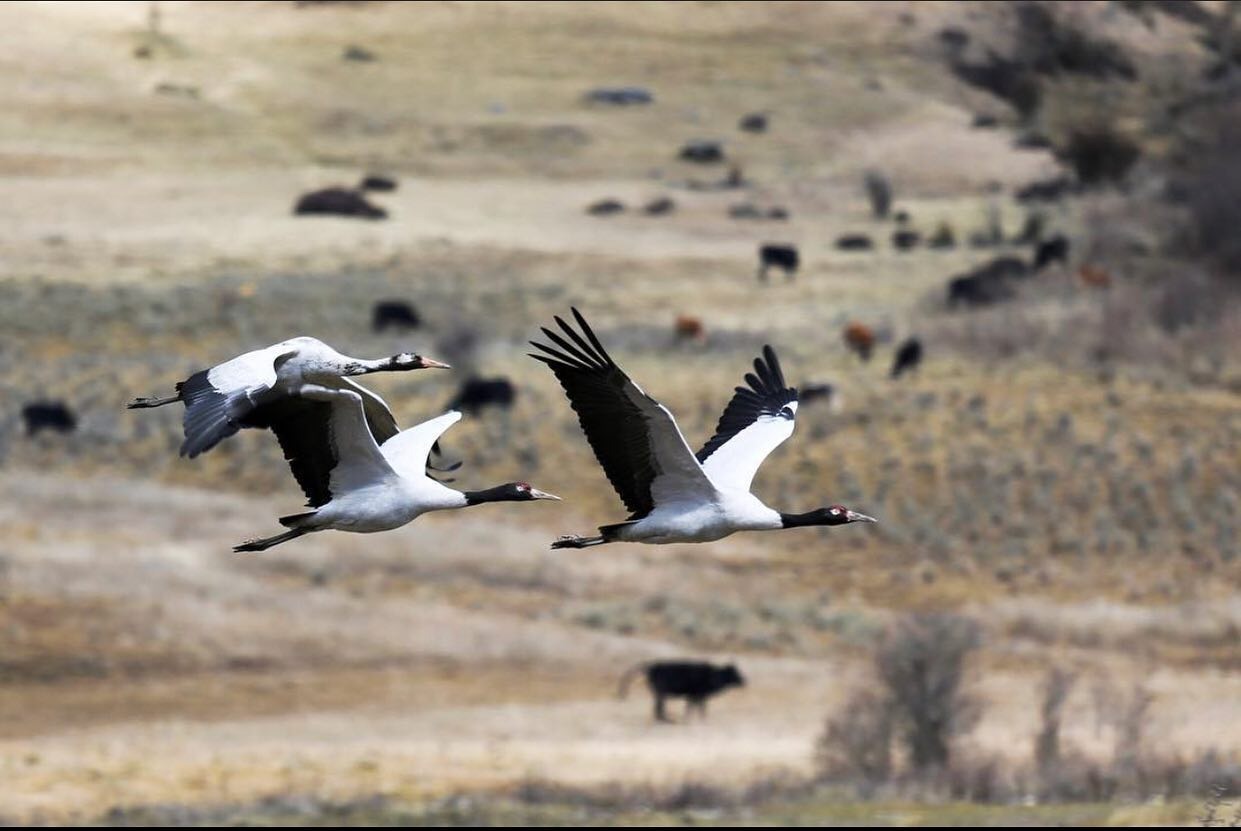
[0,1,1238,825]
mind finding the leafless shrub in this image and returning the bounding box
[814,689,894,787]
[864,170,892,219]
[1035,666,1077,771]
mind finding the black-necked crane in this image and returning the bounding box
[127,336,449,458]
[530,309,876,548]
[232,385,560,552]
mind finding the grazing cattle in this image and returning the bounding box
[843,322,876,362]
[679,140,725,164]
[836,234,874,251]
[342,44,377,62]
[947,256,1029,308]
[1034,234,1070,270]
[891,338,924,379]
[892,229,920,251]
[674,315,705,342]
[22,401,77,436]
[359,174,397,192]
[1078,264,1113,289]
[643,196,676,216]
[584,86,653,106]
[800,383,835,405]
[448,377,516,415]
[371,300,421,333]
[587,198,625,216]
[928,223,957,249]
[739,112,768,133]
[294,187,387,220]
[757,243,799,281]
[617,660,745,723]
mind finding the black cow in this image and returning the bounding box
[892,229,920,251]
[587,198,625,216]
[359,174,397,192]
[836,234,874,251]
[1034,234,1070,270]
[757,243,799,281]
[22,401,77,436]
[947,256,1028,308]
[293,187,387,220]
[679,140,725,164]
[643,196,676,216]
[739,112,768,133]
[371,300,420,332]
[618,660,745,722]
[449,377,515,415]
[891,338,924,379]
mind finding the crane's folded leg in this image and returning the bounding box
[551,534,606,549]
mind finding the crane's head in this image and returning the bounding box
[824,505,877,525]
[389,353,451,371]
[464,482,562,505]
[780,505,877,529]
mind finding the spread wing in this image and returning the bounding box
[178,343,298,458]
[379,410,463,480]
[248,388,397,508]
[696,345,798,493]
[529,308,716,519]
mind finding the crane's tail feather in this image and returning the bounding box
[234,528,309,553]
[551,534,606,549]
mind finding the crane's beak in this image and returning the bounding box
[846,510,877,523]
[419,357,451,370]
[529,488,562,501]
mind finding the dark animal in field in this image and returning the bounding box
[371,300,421,333]
[947,256,1029,308]
[1016,176,1077,204]
[1078,264,1113,289]
[836,234,874,251]
[449,377,516,415]
[617,660,745,722]
[892,229,920,251]
[1034,234,1070,270]
[679,140,725,164]
[739,112,768,133]
[800,383,835,405]
[584,86,653,106]
[766,206,789,220]
[643,196,676,216]
[893,209,911,225]
[22,401,77,437]
[891,338,924,379]
[864,170,892,219]
[843,322,876,362]
[928,223,957,249]
[674,315,705,342]
[757,243,799,281]
[342,44,377,62]
[359,174,397,192]
[587,198,625,216]
[294,187,387,220]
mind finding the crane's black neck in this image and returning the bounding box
[463,484,524,505]
[780,508,846,528]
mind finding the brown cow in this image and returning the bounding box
[1078,264,1112,289]
[843,322,876,362]
[675,315,705,342]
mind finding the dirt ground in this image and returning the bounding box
[0,1,1237,826]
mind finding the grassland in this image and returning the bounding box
[0,1,1237,825]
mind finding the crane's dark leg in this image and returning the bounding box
[233,528,309,553]
[551,534,605,549]
[127,394,180,409]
